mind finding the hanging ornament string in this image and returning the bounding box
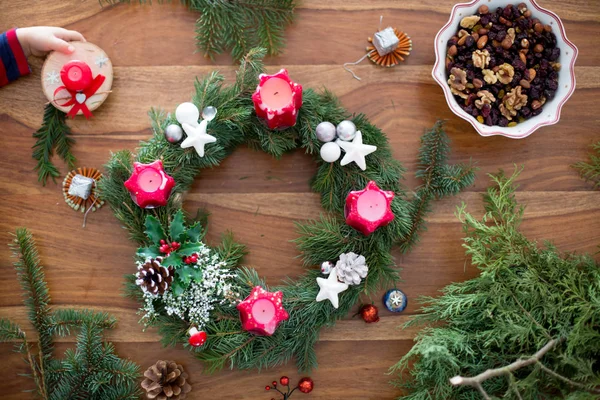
[343,16,412,80]
[53,60,106,118]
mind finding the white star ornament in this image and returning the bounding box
[180,119,216,157]
[316,267,349,309]
[335,130,377,171]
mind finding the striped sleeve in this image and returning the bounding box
[0,29,31,87]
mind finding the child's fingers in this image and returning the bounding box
[49,37,75,54]
[57,29,86,43]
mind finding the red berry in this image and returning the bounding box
[160,239,166,245]
[191,255,198,262]
[265,386,271,391]
[280,376,289,386]
[272,381,277,387]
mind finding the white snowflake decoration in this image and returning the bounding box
[45,70,60,85]
[95,54,109,68]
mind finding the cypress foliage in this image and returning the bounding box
[573,141,600,189]
[101,48,476,373]
[392,169,600,399]
[0,229,140,399]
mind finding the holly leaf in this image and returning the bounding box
[178,267,194,285]
[171,280,185,297]
[144,215,166,245]
[178,242,203,256]
[162,253,184,268]
[170,210,186,242]
[186,221,204,242]
[137,246,161,259]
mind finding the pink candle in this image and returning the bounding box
[237,286,289,336]
[345,181,395,236]
[252,69,302,130]
[124,160,175,209]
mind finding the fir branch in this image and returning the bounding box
[393,168,600,399]
[32,105,76,185]
[573,141,600,189]
[3,229,141,400]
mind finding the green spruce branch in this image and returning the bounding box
[101,0,296,60]
[1,229,140,399]
[573,141,600,189]
[391,168,600,399]
[101,48,475,373]
[32,105,76,185]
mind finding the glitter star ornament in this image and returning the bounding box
[237,286,289,336]
[316,267,349,309]
[345,181,395,235]
[336,130,377,170]
[124,160,175,209]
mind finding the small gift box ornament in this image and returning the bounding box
[42,41,113,118]
[62,167,104,213]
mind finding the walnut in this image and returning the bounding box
[500,86,528,120]
[448,67,467,91]
[458,29,470,38]
[507,28,516,45]
[472,49,490,69]
[496,63,515,84]
[482,69,498,85]
[474,90,496,109]
[460,15,481,29]
[451,87,469,99]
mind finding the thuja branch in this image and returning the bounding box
[32,104,76,185]
[573,141,600,189]
[450,338,561,399]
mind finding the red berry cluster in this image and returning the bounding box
[264,376,312,398]
[159,239,180,255]
[183,253,199,265]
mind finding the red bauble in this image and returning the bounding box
[280,376,289,386]
[359,304,380,323]
[297,377,314,394]
[188,327,207,347]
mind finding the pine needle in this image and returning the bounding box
[573,141,600,189]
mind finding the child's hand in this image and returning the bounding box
[16,27,86,57]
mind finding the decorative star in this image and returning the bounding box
[335,130,377,170]
[345,181,395,236]
[95,54,109,68]
[45,70,60,85]
[123,160,175,209]
[180,120,217,157]
[316,267,349,309]
[237,286,289,336]
[390,292,404,306]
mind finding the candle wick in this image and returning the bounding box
[274,91,279,95]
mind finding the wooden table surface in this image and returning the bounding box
[1,1,599,399]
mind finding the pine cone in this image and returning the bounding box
[141,360,192,400]
[335,252,368,285]
[136,258,174,295]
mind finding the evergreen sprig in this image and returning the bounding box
[32,104,76,185]
[391,168,600,399]
[573,141,600,189]
[1,229,140,399]
[101,48,475,373]
[101,0,296,60]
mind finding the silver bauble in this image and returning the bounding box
[315,121,336,142]
[202,106,218,121]
[164,124,184,143]
[336,120,357,141]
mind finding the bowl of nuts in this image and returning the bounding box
[433,0,578,139]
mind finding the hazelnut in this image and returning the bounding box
[524,10,532,17]
[544,24,552,33]
[478,5,489,14]
[521,38,529,48]
[534,23,543,33]
[471,32,480,42]
[446,57,452,70]
[534,44,544,53]
[518,3,527,12]
[478,28,489,35]
[473,78,484,89]
[502,38,513,50]
[531,100,542,110]
[519,79,531,89]
[477,35,488,49]
[448,45,458,57]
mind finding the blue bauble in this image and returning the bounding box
[383,288,407,313]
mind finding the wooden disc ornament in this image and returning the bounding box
[41,41,113,118]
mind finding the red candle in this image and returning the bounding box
[124,160,175,209]
[237,286,289,336]
[60,60,92,91]
[345,181,395,236]
[252,69,302,130]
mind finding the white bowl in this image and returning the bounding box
[432,0,578,139]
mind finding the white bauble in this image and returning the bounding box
[175,102,199,126]
[315,121,336,142]
[336,120,357,141]
[320,142,341,163]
